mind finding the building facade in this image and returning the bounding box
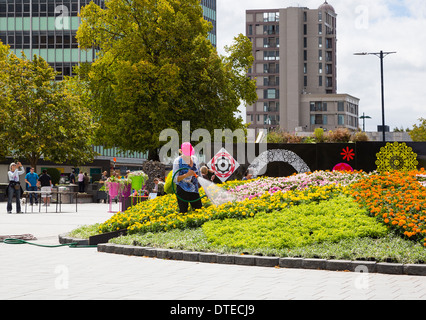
[201,0,216,47]
[0,0,100,80]
[246,1,359,133]
[1,0,217,79]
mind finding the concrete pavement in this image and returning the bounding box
[1,202,426,300]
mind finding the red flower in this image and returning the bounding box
[341,147,355,162]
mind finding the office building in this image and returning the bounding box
[0,0,100,80]
[0,0,217,80]
[246,1,360,133]
[201,0,216,47]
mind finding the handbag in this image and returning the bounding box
[13,182,21,190]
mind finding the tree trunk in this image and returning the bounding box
[148,148,160,162]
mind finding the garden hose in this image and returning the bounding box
[172,168,206,203]
[1,238,97,248]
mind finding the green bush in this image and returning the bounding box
[46,167,61,185]
[202,196,388,249]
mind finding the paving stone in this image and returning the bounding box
[404,264,426,276]
[256,256,279,268]
[326,260,353,272]
[182,251,199,262]
[156,248,171,260]
[351,261,377,274]
[302,259,327,270]
[234,255,256,266]
[199,252,218,264]
[168,250,184,261]
[217,254,235,265]
[279,257,304,269]
[376,263,404,275]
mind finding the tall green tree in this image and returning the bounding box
[410,118,426,142]
[0,42,98,170]
[77,0,257,159]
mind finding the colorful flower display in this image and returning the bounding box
[352,168,426,246]
[98,168,426,248]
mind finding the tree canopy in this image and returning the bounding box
[0,42,98,169]
[77,0,257,159]
[410,118,426,142]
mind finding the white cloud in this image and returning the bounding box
[218,0,426,131]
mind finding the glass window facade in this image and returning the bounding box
[201,0,216,47]
[1,0,217,79]
[0,0,102,80]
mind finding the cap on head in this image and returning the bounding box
[181,142,194,156]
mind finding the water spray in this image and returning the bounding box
[172,168,236,206]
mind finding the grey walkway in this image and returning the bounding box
[1,203,426,300]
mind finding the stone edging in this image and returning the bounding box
[58,234,426,276]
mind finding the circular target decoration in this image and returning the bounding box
[207,148,240,182]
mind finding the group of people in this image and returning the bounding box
[6,148,254,214]
[6,162,53,214]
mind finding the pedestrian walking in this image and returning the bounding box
[6,162,25,214]
[25,167,39,206]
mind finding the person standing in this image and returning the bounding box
[25,167,39,206]
[172,142,202,213]
[83,172,90,192]
[38,169,52,206]
[78,171,84,193]
[6,162,25,214]
[69,170,76,184]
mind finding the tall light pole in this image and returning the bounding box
[354,51,396,142]
[360,112,372,132]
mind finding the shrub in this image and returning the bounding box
[314,128,328,143]
[328,128,352,143]
[46,167,61,185]
[352,131,369,142]
[267,129,303,144]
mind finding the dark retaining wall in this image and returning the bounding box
[207,142,426,180]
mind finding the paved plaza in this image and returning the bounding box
[1,202,426,301]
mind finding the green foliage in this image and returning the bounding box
[410,118,426,142]
[76,0,257,157]
[110,229,426,264]
[0,43,98,168]
[46,168,61,186]
[267,129,304,144]
[314,128,327,143]
[202,196,388,249]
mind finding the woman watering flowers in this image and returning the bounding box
[172,142,202,213]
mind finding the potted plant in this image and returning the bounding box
[128,171,148,192]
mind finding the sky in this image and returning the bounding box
[216,0,426,132]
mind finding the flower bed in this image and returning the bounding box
[227,171,366,201]
[352,169,426,246]
[202,195,388,249]
[93,169,426,253]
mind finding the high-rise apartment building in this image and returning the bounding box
[246,1,359,133]
[0,0,217,80]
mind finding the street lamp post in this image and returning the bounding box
[359,112,372,132]
[354,51,396,142]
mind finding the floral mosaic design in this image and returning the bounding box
[376,142,419,172]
